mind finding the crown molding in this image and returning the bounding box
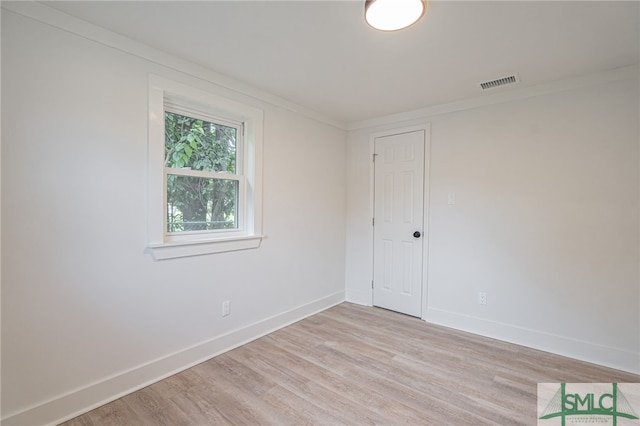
[2,1,347,131]
[4,2,636,137]
[347,65,639,131]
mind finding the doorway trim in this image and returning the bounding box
[369,123,431,319]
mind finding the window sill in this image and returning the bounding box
[146,235,263,260]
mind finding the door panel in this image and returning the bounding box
[373,130,425,317]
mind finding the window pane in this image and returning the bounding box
[167,175,238,232]
[164,111,237,173]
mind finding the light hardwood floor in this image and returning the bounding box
[62,303,639,425]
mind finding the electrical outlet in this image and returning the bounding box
[478,292,487,305]
[222,300,230,317]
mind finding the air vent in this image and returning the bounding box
[479,75,518,90]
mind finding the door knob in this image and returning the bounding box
[413,231,421,238]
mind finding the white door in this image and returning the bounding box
[373,130,425,317]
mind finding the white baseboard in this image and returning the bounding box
[424,307,640,376]
[2,291,345,426]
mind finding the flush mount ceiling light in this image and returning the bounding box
[365,0,427,31]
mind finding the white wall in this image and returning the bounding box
[346,70,640,374]
[1,8,346,424]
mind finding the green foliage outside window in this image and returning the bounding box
[164,111,238,232]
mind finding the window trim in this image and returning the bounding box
[146,75,263,260]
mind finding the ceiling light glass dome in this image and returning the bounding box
[365,0,427,31]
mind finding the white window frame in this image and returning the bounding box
[146,75,263,260]
[163,104,244,241]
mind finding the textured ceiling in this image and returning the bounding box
[47,1,640,124]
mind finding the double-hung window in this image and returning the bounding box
[164,106,242,235]
[147,75,263,260]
